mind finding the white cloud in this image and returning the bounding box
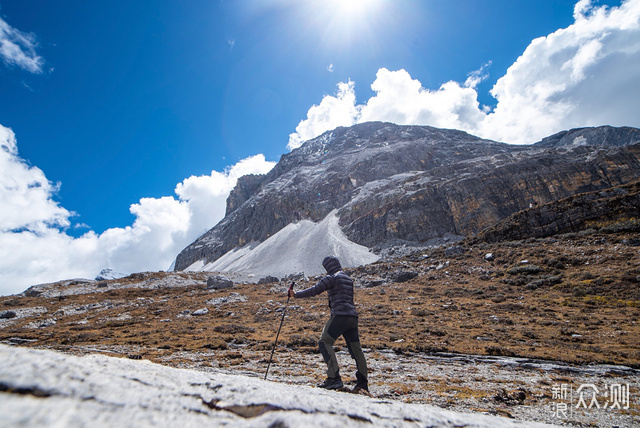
[574,0,596,20]
[477,0,640,143]
[174,155,276,239]
[359,68,486,132]
[0,124,275,295]
[287,80,359,150]
[464,62,492,89]
[287,68,487,147]
[289,0,640,146]
[0,126,70,233]
[0,16,44,73]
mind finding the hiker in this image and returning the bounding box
[289,255,369,392]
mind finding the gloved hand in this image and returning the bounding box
[288,287,295,298]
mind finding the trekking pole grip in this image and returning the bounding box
[287,281,295,301]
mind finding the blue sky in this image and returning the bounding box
[1,0,639,294]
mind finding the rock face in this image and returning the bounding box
[0,344,552,427]
[174,122,640,272]
[474,180,640,243]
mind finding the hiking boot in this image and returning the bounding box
[318,377,343,390]
[353,384,370,395]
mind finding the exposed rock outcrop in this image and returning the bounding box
[473,180,640,243]
[175,122,640,273]
[0,344,552,427]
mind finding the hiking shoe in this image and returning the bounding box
[353,385,370,395]
[318,377,343,390]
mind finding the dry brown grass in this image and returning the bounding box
[1,231,639,370]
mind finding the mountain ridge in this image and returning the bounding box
[175,122,640,276]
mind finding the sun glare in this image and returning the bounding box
[318,0,385,45]
[338,0,379,16]
[285,0,389,52]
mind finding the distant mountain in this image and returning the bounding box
[174,122,640,277]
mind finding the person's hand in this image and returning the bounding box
[288,288,295,298]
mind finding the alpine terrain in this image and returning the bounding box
[2,122,639,427]
[175,122,640,278]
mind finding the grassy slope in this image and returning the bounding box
[1,229,638,368]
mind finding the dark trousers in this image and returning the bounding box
[319,315,368,388]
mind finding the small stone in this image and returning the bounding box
[363,279,385,288]
[0,310,17,319]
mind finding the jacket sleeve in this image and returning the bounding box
[294,276,331,299]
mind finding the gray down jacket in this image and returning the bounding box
[293,256,358,317]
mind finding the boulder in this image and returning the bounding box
[22,286,44,297]
[390,271,419,283]
[206,275,233,290]
[283,272,306,282]
[444,245,465,257]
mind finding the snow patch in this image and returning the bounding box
[188,211,379,278]
[572,135,587,146]
[200,242,260,272]
[184,260,205,272]
[95,269,128,281]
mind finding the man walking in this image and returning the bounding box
[289,256,369,392]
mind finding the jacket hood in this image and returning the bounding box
[322,256,342,275]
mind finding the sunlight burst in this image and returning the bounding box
[318,0,386,47]
[336,0,380,17]
[329,0,384,23]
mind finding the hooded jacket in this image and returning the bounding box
[294,256,358,317]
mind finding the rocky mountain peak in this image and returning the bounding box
[174,123,640,277]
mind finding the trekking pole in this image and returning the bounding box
[264,281,295,380]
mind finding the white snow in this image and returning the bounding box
[572,136,587,146]
[95,269,128,281]
[189,211,380,279]
[0,344,556,427]
[184,259,206,271]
